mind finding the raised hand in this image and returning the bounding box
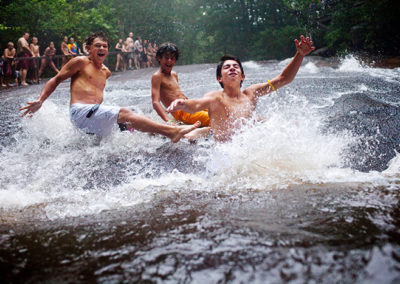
[295,35,315,56]
[19,100,43,117]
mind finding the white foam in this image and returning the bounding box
[1,58,398,221]
[243,61,261,69]
[303,62,319,74]
[338,55,366,72]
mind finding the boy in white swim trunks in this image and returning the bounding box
[19,31,199,142]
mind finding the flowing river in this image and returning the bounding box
[1,56,400,283]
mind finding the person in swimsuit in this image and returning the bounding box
[2,42,16,87]
[0,56,4,87]
[151,42,210,129]
[61,36,73,67]
[19,31,199,142]
[38,41,59,80]
[30,37,40,83]
[125,32,134,69]
[167,35,315,142]
[17,32,32,86]
[114,38,124,72]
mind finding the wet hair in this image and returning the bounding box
[156,42,180,61]
[85,31,110,48]
[216,54,245,88]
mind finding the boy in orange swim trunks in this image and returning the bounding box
[151,42,210,127]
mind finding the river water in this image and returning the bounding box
[1,56,400,283]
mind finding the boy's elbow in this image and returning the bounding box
[280,74,294,86]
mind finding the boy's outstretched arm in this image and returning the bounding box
[19,57,83,117]
[249,35,315,97]
[151,73,171,122]
[167,93,215,114]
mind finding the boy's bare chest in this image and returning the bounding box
[220,96,254,118]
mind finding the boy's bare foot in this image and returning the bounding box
[170,121,201,143]
[183,127,211,142]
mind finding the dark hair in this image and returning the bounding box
[216,55,244,88]
[156,42,180,61]
[85,31,110,48]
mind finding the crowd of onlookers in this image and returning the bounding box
[114,32,159,72]
[0,32,158,89]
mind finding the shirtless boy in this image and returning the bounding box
[38,41,59,80]
[20,31,199,143]
[167,35,315,142]
[125,32,134,69]
[3,42,16,87]
[151,42,210,127]
[17,32,32,86]
[30,37,40,83]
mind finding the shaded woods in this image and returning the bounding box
[1,0,399,64]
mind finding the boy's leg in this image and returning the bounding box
[183,127,211,142]
[117,108,199,143]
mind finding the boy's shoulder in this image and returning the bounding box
[152,68,162,79]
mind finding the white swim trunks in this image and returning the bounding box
[70,103,121,136]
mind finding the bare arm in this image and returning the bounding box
[167,92,216,114]
[151,74,171,122]
[249,35,315,98]
[21,40,32,55]
[19,57,84,117]
[4,49,14,59]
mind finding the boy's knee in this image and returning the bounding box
[118,107,133,122]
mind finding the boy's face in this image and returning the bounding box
[159,53,176,73]
[218,59,245,87]
[88,37,109,63]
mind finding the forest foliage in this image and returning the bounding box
[1,0,398,64]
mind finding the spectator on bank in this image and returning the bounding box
[0,56,4,87]
[122,39,130,71]
[134,37,141,70]
[141,39,151,68]
[114,38,125,72]
[17,32,32,86]
[125,32,135,69]
[61,36,73,66]
[152,42,158,67]
[38,41,59,81]
[148,42,156,67]
[2,42,16,87]
[30,36,40,84]
[67,37,82,55]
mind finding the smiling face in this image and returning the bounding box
[87,37,109,64]
[159,53,176,74]
[218,59,245,88]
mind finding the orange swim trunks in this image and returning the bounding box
[172,109,210,127]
